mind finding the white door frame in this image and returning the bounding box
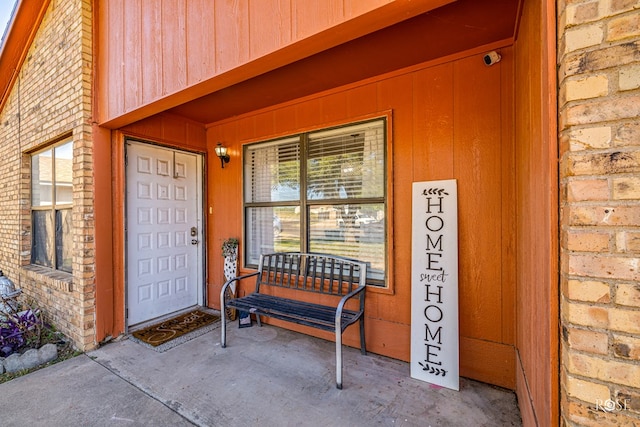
[124,139,205,329]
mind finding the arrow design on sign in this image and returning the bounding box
[422,188,449,196]
[418,361,447,376]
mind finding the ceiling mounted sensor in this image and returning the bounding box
[483,51,501,66]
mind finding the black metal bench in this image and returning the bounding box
[220,252,367,389]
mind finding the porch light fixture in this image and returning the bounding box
[215,143,230,168]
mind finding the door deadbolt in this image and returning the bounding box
[190,226,197,236]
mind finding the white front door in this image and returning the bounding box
[126,141,204,326]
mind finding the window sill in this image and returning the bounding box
[22,265,73,292]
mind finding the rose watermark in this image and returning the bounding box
[595,399,629,413]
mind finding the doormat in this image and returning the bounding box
[130,310,220,352]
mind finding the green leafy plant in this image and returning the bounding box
[222,238,239,258]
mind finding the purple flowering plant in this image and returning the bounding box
[0,294,44,357]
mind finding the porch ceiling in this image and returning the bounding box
[168,0,521,126]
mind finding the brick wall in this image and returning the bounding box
[0,0,96,350]
[558,0,640,425]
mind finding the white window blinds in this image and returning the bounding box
[244,137,300,204]
[243,119,387,285]
[307,121,385,200]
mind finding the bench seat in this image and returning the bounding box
[226,293,363,332]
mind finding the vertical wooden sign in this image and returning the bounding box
[411,179,459,391]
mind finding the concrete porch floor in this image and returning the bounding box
[0,320,522,426]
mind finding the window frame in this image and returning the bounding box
[242,117,389,287]
[30,138,73,273]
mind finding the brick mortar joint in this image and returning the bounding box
[562,228,614,234]
[560,171,640,178]
[561,171,640,179]
[561,198,640,206]
[562,233,639,247]
[563,225,640,233]
[559,153,640,163]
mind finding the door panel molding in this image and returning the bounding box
[125,140,204,327]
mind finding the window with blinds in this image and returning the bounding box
[243,119,387,285]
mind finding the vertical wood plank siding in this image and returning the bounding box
[162,0,187,95]
[97,0,455,125]
[186,0,216,84]
[514,0,559,425]
[123,0,142,111]
[248,0,292,59]
[454,55,505,344]
[141,1,162,103]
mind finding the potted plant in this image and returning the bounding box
[222,238,239,281]
[222,238,239,320]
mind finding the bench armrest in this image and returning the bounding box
[335,285,366,331]
[220,271,260,310]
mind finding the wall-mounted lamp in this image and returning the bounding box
[215,143,230,168]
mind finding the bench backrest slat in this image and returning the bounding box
[277,253,286,287]
[256,252,367,296]
[327,258,335,294]
[308,256,317,291]
[286,253,296,288]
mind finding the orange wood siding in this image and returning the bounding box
[93,125,115,341]
[142,2,162,103]
[96,0,455,126]
[120,113,207,151]
[206,48,517,388]
[514,0,559,425]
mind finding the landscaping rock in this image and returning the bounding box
[38,343,58,364]
[4,353,21,373]
[20,349,40,368]
[3,344,58,373]
[0,357,4,374]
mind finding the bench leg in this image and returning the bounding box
[220,292,227,348]
[221,315,227,348]
[335,329,343,389]
[359,316,366,355]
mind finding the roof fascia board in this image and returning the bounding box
[0,0,52,112]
